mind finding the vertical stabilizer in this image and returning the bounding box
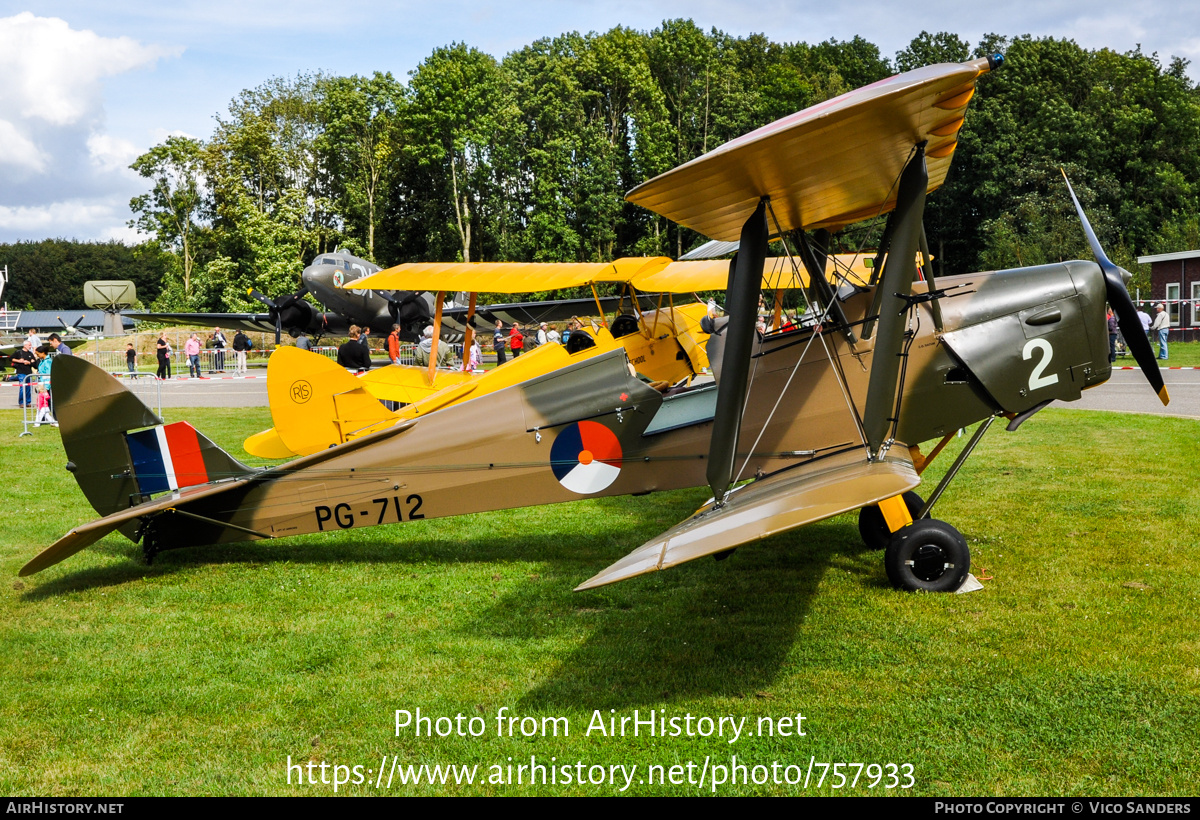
[52,356,254,534]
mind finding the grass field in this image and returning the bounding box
[1,406,1197,796]
[1116,339,1200,367]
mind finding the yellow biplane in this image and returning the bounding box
[243,253,881,459]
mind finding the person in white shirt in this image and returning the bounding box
[1150,303,1170,360]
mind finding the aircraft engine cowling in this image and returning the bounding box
[278,299,318,335]
[387,291,435,342]
[936,261,1111,416]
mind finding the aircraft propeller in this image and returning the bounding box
[55,314,86,334]
[385,290,435,340]
[247,286,310,344]
[1061,172,1169,406]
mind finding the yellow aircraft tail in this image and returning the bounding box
[263,347,399,457]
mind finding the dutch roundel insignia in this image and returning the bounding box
[550,420,622,494]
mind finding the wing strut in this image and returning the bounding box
[707,199,768,505]
[428,290,445,383]
[796,229,855,345]
[861,143,928,457]
[461,292,477,372]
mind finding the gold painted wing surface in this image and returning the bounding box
[576,447,919,590]
[626,58,996,241]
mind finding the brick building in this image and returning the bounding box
[1135,250,1200,343]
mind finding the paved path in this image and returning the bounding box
[9,364,1199,418]
[1060,368,1200,420]
[147,375,269,408]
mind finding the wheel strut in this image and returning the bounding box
[917,416,995,519]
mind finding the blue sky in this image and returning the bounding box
[1,1,1197,246]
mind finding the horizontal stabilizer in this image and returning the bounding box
[575,448,919,590]
[242,427,296,459]
[21,476,258,576]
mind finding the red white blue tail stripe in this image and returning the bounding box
[125,422,211,495]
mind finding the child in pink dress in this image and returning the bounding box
[34,386,56,427]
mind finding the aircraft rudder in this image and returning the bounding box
[52,356,254,524]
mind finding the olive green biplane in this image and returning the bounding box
[23,53,1168,594]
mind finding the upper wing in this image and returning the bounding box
[352,257,811,294]
[575,447,919,590]
[627,57,1000,241]
[354,257,718,293]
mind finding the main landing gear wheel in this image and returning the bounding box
[858,491,925,551]
[884,519,970,592]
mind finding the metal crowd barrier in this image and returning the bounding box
[75,347,274,377]
[109,372,163,417]
[15,373,52,437]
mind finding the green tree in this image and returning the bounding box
[895,31,969,72]
[129,136,207,298]
[407,44,504,263]
[204,74,344,306]
[318,73,406,260]
[0,240,170,310]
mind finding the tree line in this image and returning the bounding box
[0,239,170,311]
[10,23,1200,311]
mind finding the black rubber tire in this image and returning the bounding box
[884,519,970,592]
[858,491,925,551]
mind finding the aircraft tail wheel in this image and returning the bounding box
[858,491,925,550]
[884,519,970,592]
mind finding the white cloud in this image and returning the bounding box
[0,12,180,127]
[0,13,181,242]
[0,119,49,173]
[0,199,124,234]
[87,133,142,175]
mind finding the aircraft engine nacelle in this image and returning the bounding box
[278,299,318,334]
[936,260,1111,416]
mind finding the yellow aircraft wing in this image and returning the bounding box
[626,56,1000,241]
[359,365,475,404]
[351,254,883,294]
[353,257,674,293]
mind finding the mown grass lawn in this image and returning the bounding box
[1116,339,1200,367]
[0,406,1196,796]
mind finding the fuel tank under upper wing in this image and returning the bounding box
[575,447,918,590]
